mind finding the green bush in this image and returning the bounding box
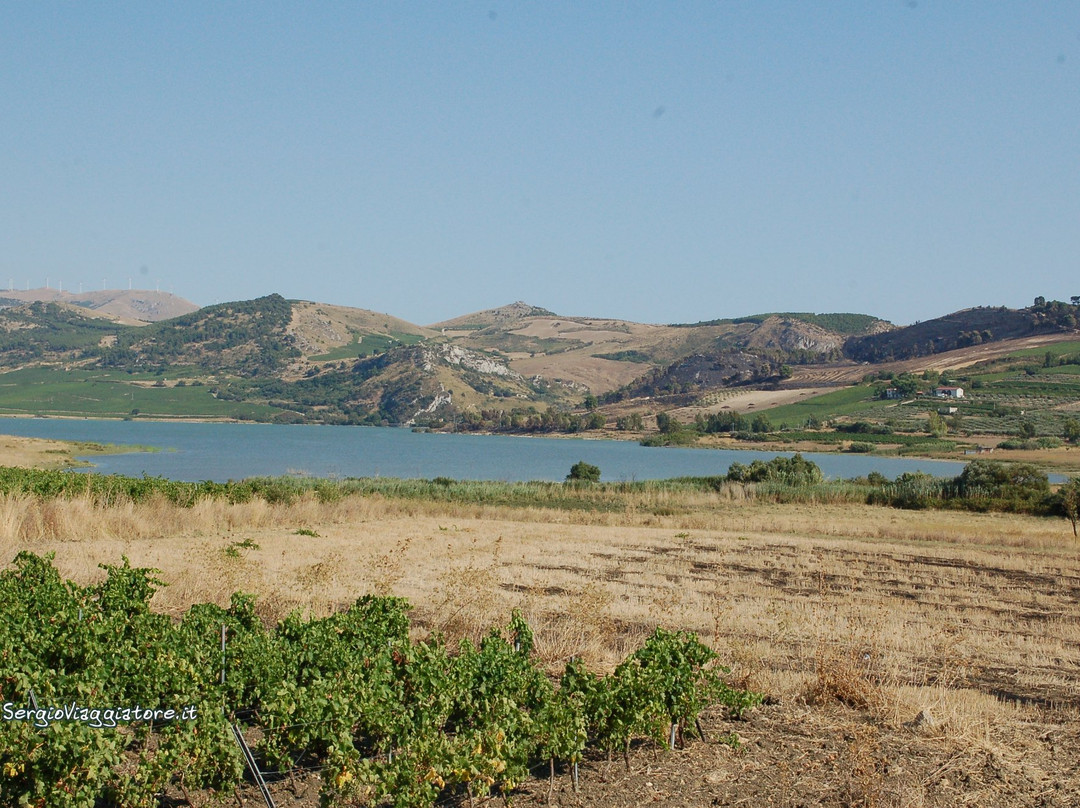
[868,460,1056,515]
[726,454,823,486]
[566,461,601,482]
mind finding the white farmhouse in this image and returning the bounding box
[933,386,964,399]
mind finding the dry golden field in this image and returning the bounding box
[3,482,1079,807]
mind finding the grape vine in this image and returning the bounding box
[0,553,761,807]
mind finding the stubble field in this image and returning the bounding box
[3,483,1079,806]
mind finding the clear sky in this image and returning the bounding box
[2,2,1077,326]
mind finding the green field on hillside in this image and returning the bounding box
[310,331,424,361]
[0,367,282,420]
[764,385,887,427]
[756,343,1080,440]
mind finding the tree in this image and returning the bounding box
[751,413,773,433]
[948,410,964,434]
[583,394,598,411]
[1064,418,1080,445]
[726,453,822,485]
[1061,478,1080,537]
[1018,420,1037,439]
[566,461,601,482]
[893,374,919,398]
[655,412,680,434]
[927,413,948,438]
[955,460,1049,503]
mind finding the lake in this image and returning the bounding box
[0,417,973,483]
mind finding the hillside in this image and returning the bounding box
[444,311,885,398]
[844,301,1077,362]
[287,301,436,361]
[0,288,198,323]
[0,294,1077,445]
[430,300,556,331]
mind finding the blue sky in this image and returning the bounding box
[2,2,1077,326]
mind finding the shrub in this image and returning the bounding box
[954,460,1049,504]
[566,461,601,482]
[868,471,945,510]
[726,454,823,486]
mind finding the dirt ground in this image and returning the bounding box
[0,433,91,469]
[212,694,1079,808]
[210,694,1079,808]
[675,387,832,417]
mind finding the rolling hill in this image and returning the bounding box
[0,288,198,323]
[0,292,1076,442]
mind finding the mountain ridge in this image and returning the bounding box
[0,292,1076,431]
[0,288,199,323]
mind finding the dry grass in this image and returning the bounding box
[4,487,1080,803]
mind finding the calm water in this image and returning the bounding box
[0,417,972,483]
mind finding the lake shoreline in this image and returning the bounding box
[0,418,1069,484]
[5,413,1073,475]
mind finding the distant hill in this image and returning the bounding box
[287,300,435,358]
[0,292,1076,430]
[844,302,1078,362]
[95,294,301,375]
[429,301,557,331]
[676,311,891,336]
[0,288,198,323]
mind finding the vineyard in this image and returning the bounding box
[0,553,760,808]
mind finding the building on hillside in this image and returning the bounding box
[933,386,964,399]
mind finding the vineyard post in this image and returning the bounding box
[220,624,227,686]
[231,722,277,808]
[568,656,580,792]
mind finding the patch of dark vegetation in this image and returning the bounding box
[844,299,1079,363]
